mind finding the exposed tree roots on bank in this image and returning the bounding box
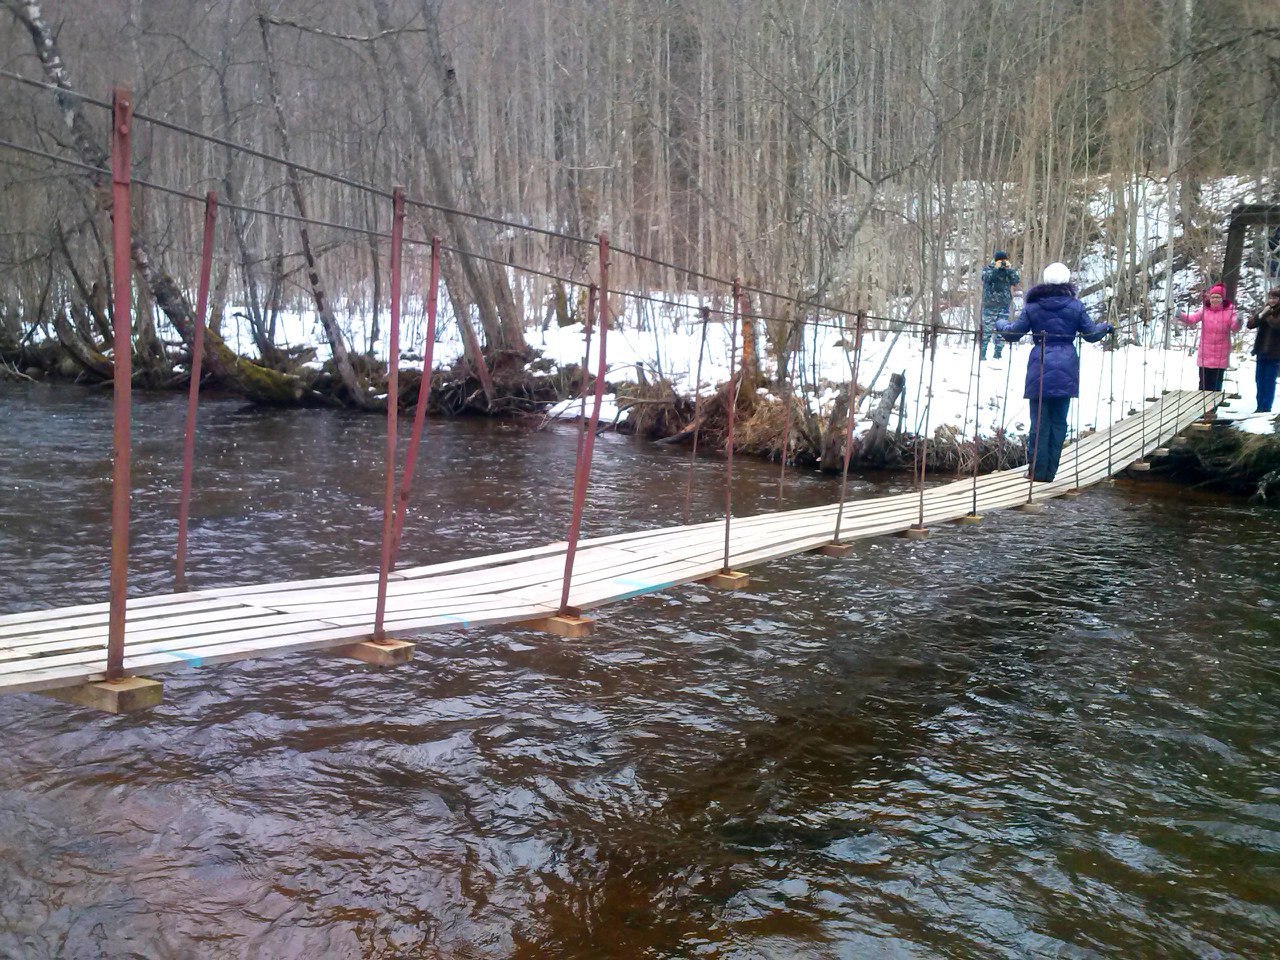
[0,337,582,417]
[616,378,1029,476]
[1160,429,1280,501]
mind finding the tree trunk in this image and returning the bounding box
[258,14,373,408]
[369,0,527,358]
[53,305,114,379]
[861,372,906,462]
[8,0,306,403]
[737,291,761,394]
[818,390,849,473]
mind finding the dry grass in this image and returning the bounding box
[617,380,695,438]
[736,395,797,460]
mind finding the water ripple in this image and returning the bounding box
[0,383,1277,958]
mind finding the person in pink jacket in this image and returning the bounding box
[1179,284,1240,391]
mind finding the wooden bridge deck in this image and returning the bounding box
[0,389,1214,700]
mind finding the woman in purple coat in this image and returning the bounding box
[997,262,1113,482]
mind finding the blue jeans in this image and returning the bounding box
[981,305,1007,360]
[1028,396,1072,482]
[1257,357,1279,412]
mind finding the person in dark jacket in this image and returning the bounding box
[998,262,1113,482]
[1247,286,1280,412]
[980,250,1020,361]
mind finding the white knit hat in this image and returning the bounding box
[1043,262,1071,285]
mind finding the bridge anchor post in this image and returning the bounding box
[952,514,983,525]
[337,638,415,667]
[531,609,595,638]
[816,542,853,557]
[898,525,930,540]
[41,676,163,714]
[704,570,750,589]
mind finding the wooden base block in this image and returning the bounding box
[1061,489,1083,499]
[1187,422,1211,433]
[1128,461,1152,472]
[1015,501,1045,514]
[530,614,595,638]
[1152,447,1170,458]
[898,526,930,540]
[336,638,415,666]
[704,570,750,590]
[952,514,984,525]
[1170,436,1190,449]
[41,676,163,714]
[816,542,854,557]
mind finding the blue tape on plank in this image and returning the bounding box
[158,649,204,667]
[612,576,672,601]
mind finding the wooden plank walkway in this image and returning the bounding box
[0,389,1215,699]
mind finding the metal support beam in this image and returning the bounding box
[373,186,405,642]
[390,235,442,564]
[722,281,741,573]
[557,235,610,616]
[106,87,133,681]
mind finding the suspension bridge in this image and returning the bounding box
[1,388,1215,712]
[0,79,1227,714]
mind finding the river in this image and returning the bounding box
[1,383,1277,959]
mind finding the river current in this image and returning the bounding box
[1,383,1277,959]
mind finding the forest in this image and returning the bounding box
[0,0,1276,413]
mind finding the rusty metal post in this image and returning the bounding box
[722,281,741,573]
[390,235,441,563]
[557,235,610,615]
[916,324,939,529]
[970,312,983,517]
[832,310,865,543]
[175,191,217,592]
[571,284,599,473]
[776,319,801,504]
[373,187,405,642]
[106,87,133,680]
[682,304,711,526]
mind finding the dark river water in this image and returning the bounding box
[1,383,1277,960]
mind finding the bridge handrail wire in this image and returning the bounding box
[0,69,970,340]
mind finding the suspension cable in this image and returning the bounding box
[1107,325,1117,476]
[0,78,973,340]
[969,322,984,516]
[915,326,939,531]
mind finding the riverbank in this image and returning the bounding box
[9,341,1280,500]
